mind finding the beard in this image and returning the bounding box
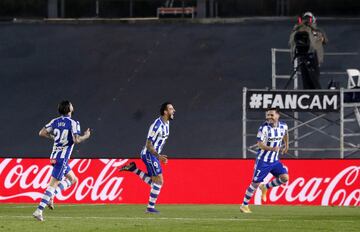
[169,114,175,120]
[267,119,274,124]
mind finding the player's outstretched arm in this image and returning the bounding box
[146,140,168,164]
[73,128,91,144]
[39,127,54,140]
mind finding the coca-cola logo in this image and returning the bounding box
[254,166,360,206]
[0,158,128,202]
[1,159,359,206]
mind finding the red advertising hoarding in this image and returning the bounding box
[0,158,359,206]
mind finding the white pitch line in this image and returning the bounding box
[0,215,356,223]
[0,215,269,221]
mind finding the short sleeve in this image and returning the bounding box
[76,121,81,134]
[71,120,80,135]
[283,123,288,133]
[45,119,55,133]
[147,120,161,142]
[256,125,268,142]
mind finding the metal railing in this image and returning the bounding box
[242,88,360,159]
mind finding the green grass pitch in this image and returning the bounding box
[0,204,359,232]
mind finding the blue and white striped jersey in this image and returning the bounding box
[45,116,81,162]
[141,117,170,156]
[256,121,288,163]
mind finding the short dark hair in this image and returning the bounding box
[58,100,71,115]
[266,107,280,113]
[160,102,172,116]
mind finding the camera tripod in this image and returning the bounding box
[284,56,306,89]
[284,53,321,90]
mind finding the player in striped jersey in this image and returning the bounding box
[33,101,91,221]
[120,102,175,213]
[240,108,289,213]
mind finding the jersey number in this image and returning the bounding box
[256,170,261,177]
[53,129,69,145]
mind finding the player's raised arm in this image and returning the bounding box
[73,128,91,144]
[39,127,54,140]
[39,119,56,140]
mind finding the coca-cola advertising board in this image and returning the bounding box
[0,158,359,206]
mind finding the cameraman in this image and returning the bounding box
[289,12,328,89]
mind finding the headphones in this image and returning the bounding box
[297,16,302,24]
[298,12,315,25]
[298,16,313,24]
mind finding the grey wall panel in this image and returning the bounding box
[0,20,359,158]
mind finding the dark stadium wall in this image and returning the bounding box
[0,20,359,158]
[1,0,359,18]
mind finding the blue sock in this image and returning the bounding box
[265,177,285,189]
[134,169,152,185]
[242,183,257,205]
[54,179,72,195]
[147,183,162,208]
[37,186,55,211]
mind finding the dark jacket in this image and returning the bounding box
[289,23,328,64]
